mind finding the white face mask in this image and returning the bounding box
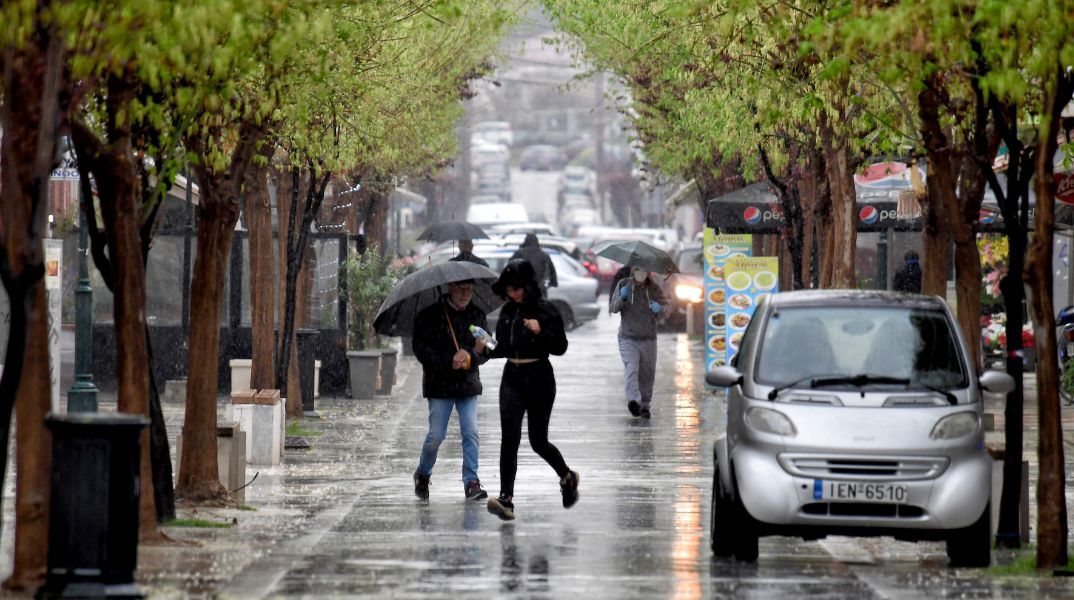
[632,270,648,283]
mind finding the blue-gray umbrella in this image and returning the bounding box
[591,239,679,275]
[373,260,502,337]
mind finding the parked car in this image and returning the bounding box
[472,141,509,170]
[707,290,1015,567]
[657,241,704,331]
[519,144,567,171]
[426,247,599,330]
[560,208,600,238]
[559,165,596,195]
[465,202,528,227]
[472,121,513,147]
[487,222,561,237]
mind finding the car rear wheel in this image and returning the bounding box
[946,503,991,568]
[552,301,576,331]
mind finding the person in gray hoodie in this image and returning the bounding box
[610,267,668,418]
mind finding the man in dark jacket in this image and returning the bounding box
[894,250,922,293]
[510,233,557,295]
[412,279,490,501]
[449,239,489,268]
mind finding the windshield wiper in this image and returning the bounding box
[810,374,911,388]
[767,374,842,400]
[913,382,958,405]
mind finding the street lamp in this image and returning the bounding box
[66,191,98,412]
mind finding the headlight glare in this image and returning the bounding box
[930,412,980,440]
[745,407,797,436]
[674,284,703,303]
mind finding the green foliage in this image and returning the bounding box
[285,421,322,437]
[165,518,233,529]
[1062,360,1074,401]
[344,244,398,350]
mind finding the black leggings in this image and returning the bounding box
[498,361,569,497]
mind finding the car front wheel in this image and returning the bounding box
[946,503,991,568]
[710,464,759,561]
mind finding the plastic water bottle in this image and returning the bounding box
[469,325,497,350]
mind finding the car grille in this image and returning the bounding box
[779,454,948,480]
[801,502,926,519]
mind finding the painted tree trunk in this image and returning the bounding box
[1025,75,1070,569]
[247,166,276,390]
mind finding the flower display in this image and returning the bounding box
[981,312,1034,352]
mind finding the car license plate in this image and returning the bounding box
[814,480,909,503]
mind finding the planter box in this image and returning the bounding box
[229,359,252,393]
[177,422,247,503]
[376,348,399,396]
[226,389,283,465]
[314,360,322,399]
[346,351,381,400]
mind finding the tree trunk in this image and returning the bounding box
[145,325,175,522]
[9,281,53,590]
[0,13,68,587]
[177,124,264,500]
[275,169,305,418]
[247,164,276,390]
[798,168,817,288]
[822,131,857,288]
[1024,71,1071,570]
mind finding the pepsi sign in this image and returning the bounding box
[859,205,879,225]
[743,206,762,224]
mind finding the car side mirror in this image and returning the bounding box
[706,365,743,387]
[978,370,1015,394]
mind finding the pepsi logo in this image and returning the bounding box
[978,210,995,224]
[743,206,762,224]
[859,205,879,225]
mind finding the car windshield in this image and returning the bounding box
[677,248,703,275]
[755,306,967,390]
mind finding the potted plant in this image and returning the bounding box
[345,245,397,399]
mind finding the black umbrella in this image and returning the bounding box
[591,239,679,275]
[373,260,503,337]
[417,220,489,242]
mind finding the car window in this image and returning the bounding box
[677,248,703,275]
[755,306,967,389]
[550,253,586,277]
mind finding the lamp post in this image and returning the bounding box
[67,194,98,412]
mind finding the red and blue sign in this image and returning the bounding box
[859,205,879,225]
[743,206,762,225]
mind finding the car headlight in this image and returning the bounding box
[929,412,980,440]
[674,283,703,303]
[745,407,797,436]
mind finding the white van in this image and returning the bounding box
[466,202,529,227]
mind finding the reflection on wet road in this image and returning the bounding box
[227,309,1074,598]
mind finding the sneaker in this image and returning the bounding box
[414,470,430,500]
[465,479,488,501]
[487,495,515,520]
[640,407,651,419]
[627,400,641,417]
[560,470,580,508]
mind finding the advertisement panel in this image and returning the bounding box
[723,256,779,364]
[703,230,751,385]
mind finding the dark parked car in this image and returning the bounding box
[519,144,567,171]
[657,242,704,331]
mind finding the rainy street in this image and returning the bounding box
[126,312,1074,598]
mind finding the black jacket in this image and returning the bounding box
[412,296,489,398]
[893,262,922,293]
[510,234,557,288]
[449,251,489,268]
[489,299,568,360]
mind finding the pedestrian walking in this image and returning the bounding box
[610,267,668,418]
[510,233,557,296]
[449,238,489,268]
[894,250,922,293]
[412,279,490,501]
[483,259,579,521]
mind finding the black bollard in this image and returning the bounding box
[39,412,148,599]
[295,328,318,417]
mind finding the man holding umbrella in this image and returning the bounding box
[412,277,491,501]
[449,239,489,268]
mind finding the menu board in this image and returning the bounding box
[703,230,751,385]
[723,256,779,364]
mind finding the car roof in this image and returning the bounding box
[768,289,949,310]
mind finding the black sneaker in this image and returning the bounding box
[640,407,651,419]
[560,470,580,508]
[465,479,488,501]
[627,400,641,417]
[414,470,430,500]
[487,495,515,520]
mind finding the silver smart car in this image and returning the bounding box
[707,290,1014,567]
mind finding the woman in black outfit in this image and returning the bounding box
[484,259,579,521]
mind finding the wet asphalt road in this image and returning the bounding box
[208,308,1074,599]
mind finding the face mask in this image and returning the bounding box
[632,270,648,283]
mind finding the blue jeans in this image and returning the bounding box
[417,396,479,486]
